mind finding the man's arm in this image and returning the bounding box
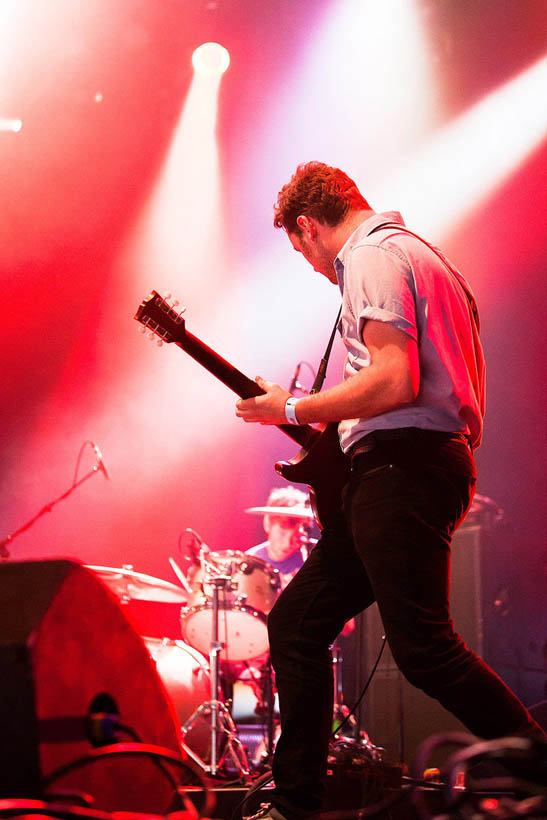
[235,319,419,426]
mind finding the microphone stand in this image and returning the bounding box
[0,465,104,560]
[180,551,250,778]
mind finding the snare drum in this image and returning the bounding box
[180,551,280,661]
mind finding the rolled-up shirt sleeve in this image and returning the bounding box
[344,243,418,342]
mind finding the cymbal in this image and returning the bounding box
[245,505,314,519]
[86,565,187,604]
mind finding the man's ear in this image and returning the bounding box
[296,215,315,239]
[263,514,272,536]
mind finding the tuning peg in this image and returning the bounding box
[163,291,172,300]
[147,331,156,340]
[156,339,163,347]
[172,299,179,307]
[138,325,146,334]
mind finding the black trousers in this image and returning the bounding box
[267,430,541,815]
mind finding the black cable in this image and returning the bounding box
[331,635,387,739]
[300,361,317,381]
[444,734,547,818]
[234,779,413,820]
[116,724,182,808]
[411,731,475,820]
[72,441,93,487]
[0,799,200,820]
[40,743,214,817]
[0,799,131,820]
[41,742,188,787]
[291,360,318,394]
[232,636,388,820]
[412,732,547,820]
[230,769,275,820]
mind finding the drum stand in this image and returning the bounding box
[262,656,275,766]
[331,639,384,763]
[180,573,250,779]
[332,640,358,739]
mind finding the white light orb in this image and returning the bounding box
[192,42,230,77]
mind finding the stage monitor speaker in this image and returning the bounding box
[0,559,189,811]
[351,521,524,768]
[529,701,547,731]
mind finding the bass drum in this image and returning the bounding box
[143,637,211,758]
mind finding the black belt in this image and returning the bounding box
[350,427,472,461]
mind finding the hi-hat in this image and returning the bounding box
[86,565,187,603]
[245,505,314,519]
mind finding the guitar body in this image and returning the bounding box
[275,422,350,528]
[135,291,351,529]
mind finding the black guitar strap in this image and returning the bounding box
[309,304,342,395]
[369,222,481,332]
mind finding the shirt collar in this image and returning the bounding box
[334,211,405,290]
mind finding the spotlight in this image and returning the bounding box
[0,117,22,132]
[192,42,230,77]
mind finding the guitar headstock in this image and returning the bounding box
[134,290,186,345]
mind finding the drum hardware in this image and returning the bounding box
[331,640,358,740]
[180,563,250,779]
[230,660,279,772]
[177,527,209,583]
[169,555,194,595]
[180,550,280,661]
[260,657,276,768]
[330,640,385,765]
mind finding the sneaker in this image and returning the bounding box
[245,805,288,820]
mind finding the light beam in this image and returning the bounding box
[376,55,547,237]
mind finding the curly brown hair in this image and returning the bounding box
[273,161,370,236]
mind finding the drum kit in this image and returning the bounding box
[86,502,358,780]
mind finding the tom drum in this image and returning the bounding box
[180,551,280,661]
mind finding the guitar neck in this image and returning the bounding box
[177,330,317,450]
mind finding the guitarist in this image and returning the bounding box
[235,162,544,820]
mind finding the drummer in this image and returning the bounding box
[246,486,315,590]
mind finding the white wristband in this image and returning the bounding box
[285,397,300,425]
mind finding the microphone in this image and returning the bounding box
[185,527,209,552]
[92,443,110,480]
[180,527,210,569]
[288,361,302,393]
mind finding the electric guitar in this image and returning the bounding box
[134,291,350,528]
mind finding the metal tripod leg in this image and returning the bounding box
[332,640,358,739]
[181,698,250,776]
[180,574,250,778]
[264,656,275,764]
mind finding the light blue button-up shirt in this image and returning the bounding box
[334,212,485,453]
